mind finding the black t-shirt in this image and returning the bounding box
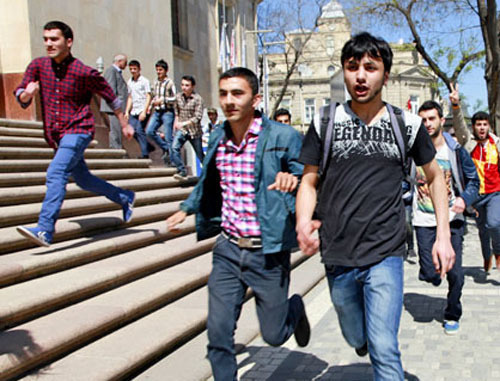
[299,103,436,267]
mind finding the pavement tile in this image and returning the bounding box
[236,223,500,381]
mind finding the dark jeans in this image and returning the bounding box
[170,130,204,174]
[129,114,152,157]
[207,235,303,381]
[415,220,464,321]
[474,192,500,260]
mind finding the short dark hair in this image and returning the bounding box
[418,100,443,118]
[472,111,490,126]
[155,59,168,71]
[274,108,291,120]
[44,21,73,40]
[128,60,141,68]
[182,75,196,86]
[341,32,393,73]
[219,67,259,96]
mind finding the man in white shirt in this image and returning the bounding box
[125,60,154,158]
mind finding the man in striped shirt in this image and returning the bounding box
[14,21,135,247]
[167,67,309,381]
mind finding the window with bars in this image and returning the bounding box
[305,99,315,123]
[171,0,189,49]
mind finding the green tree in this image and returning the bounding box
[257,0,328,117]
[342,0,499,132]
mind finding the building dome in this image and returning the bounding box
[320,1,345,19]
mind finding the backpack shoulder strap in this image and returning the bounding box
[319,102,338,176]
[386,103,408,167]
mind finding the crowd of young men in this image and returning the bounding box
[15,19,499,381]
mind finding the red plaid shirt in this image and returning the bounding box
[216,118,262,238]
[15,55,120,148]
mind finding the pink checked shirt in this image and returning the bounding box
[216,118,262,238]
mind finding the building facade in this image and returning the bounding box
[0,0,261,121]
[266,1,437,132]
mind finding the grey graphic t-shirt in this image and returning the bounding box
[299,103,435,267]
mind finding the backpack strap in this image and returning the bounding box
[319,102,338,177]
[386,103,408,167]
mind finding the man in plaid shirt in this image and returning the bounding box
[171,75,205,180]
[14,21,135,247]
[167,67,309,380]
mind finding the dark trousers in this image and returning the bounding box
[207,235,303,381]
[415,220,464,321]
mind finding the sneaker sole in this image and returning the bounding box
[173,174,188,181]
[16,226,50,247]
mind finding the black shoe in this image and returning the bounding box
[147,143,156,153]
[355,342,368,357]
[291,294,310,347]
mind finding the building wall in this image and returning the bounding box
[266,1,437,133]
[0,0,260,120]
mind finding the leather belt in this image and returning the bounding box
[222,230,262,249]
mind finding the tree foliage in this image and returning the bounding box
[341,0,499,132]
[257,0,328,116]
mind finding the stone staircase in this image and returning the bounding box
[0,118,325,381]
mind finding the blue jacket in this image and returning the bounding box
[442,132,479,207]
[179,114,304,254]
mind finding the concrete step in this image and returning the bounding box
[0,218,196,288]
[0,176,186,206]
[0,118,43,129]
[0,167,176,187]
[0,187,193,228]
[0,248,217,380]
[0,230,215,330]
[0,126,43,138]
[0,158,152,172]
[19,254,324,381]
[0,147,125,160]
[0,134,98,148]
[0,200,183,254]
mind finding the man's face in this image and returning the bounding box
[156,66,166,80]
[129,65,140,79]
[43,28,72,62]
[181,79,194,96]
[219,76,261,124]
[419,108,443,138]
[343,53,388,105]
[276,114,291,125]
[473,119,490,141]
[116,57,127,70]
[208,111,218,124]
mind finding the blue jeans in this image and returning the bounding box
[207,235,303,381]
[415,220,464,321]
[38,133,130,234]
[129,114,151,157]
[145,110,174,153]
[170,130,204,174]
[474,192,500,260]
[326,256,404,381]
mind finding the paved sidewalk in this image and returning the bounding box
[233,223,500,381]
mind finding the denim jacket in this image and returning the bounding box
[180,113,304,254]
[442,132,479,207]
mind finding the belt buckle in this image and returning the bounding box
[237,237,253,248]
